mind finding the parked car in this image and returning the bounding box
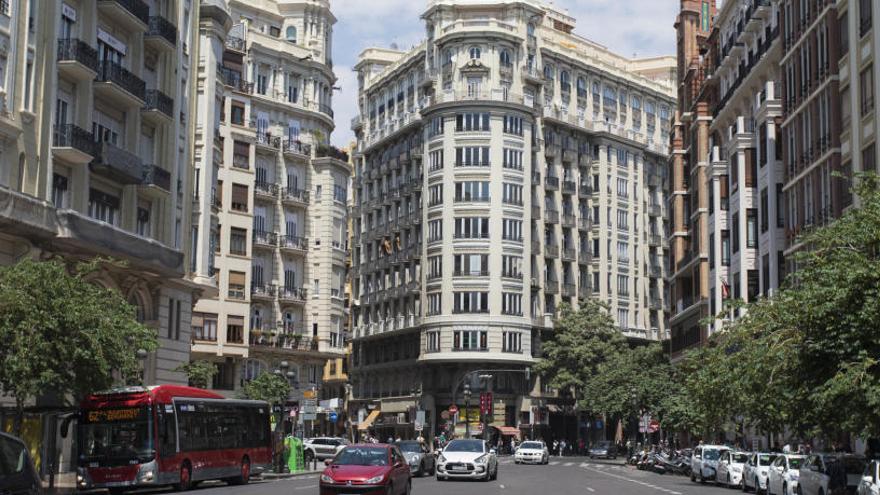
[767,454,806,495]
[589,440,618,460]
[394,440,435,477]
[0,432,40,495]
[691,444,728,483]
[743,452,777,493]
[436,439,498,481]
[319,444,411,495]
[514,441,549,465]
[858,460,880,495]
[798,453,866,495]
[716,450,749,488]
[305,437,349,462]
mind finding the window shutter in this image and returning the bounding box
[229,271,246,286]
[227,315,244,326]
[232,184,248,205]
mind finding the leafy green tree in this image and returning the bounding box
[0,258,157,435]
[176,360,218,389]
[583,344,672,421]
[240,372,291,407]
[536,301,625,405]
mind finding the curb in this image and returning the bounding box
[260,470,322,480]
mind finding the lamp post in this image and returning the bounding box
[463,383,471,439]
[630,387,638,446]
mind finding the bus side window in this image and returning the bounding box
[157,408,177,457]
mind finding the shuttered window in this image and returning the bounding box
[231,183,248,212]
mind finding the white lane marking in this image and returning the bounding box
[580,463,682,495]
[587,487,595,492]
[564,462,574,466]
[293,485,317,490]
[550,461,560,465]
[499,484,506,489]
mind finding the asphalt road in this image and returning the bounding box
[117,457,744,495]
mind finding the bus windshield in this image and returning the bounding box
[78,406,153,465]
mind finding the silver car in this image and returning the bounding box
[395,440,435,477]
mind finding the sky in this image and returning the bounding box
[329,0,680,148]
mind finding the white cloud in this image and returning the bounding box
[330,0,678,146]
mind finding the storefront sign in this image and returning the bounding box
[97,28,127,55]
[62,2,76,21]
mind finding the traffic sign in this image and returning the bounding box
[448,405,459,414]
[329,412,338,423]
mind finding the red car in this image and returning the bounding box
[319,444,412,495]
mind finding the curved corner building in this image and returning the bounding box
[349,0,676,441]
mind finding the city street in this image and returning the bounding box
[96,459,738,495]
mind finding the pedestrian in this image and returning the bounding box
[560,439,567,457]
[553,439,559,457]
[579,438,585,456]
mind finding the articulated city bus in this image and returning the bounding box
[76,385,272,493]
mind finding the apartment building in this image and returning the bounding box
[349,0,674,441]
[0,0,203,474]
[189,0,348,411]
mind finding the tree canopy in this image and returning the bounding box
[176,360,218,389]
[0,258,157,434]
[240,372,291,407]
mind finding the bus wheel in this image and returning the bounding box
[230,457,250,485]
[175,462,192,491]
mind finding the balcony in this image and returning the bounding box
[316,144,348,162]
[562,180,576,194]
[545,209,559,224]
[648,264,662,278]
[253,230,277,249]
[562,213,576,228]
[56,39,98,81]
[545,176,560,190]
[648,204,662,217]
[91,141,143,184]
[251,283,276,302]
[561,247,576,261]
[250,332,318,353]
[562,149,577,163]
[52,124,96,165]
[544,280,560,294]
[279,287,308,305]
[578,250,591,264]
[283,139,311,157]
[219,67,253,94]
[97,0,149,32]
[282,187,309,207]
[579,154,591,167]
[95,61,146,107]
[142,89,174,123]
[145,15,177,51]
[544,244,560,258]
[256,133,281,152]
[648,234,662,247]
[279,235,308,254]
[562,283,576,297]
[140,164,171,192]
[225,35,246,53]
[254,181,278,200]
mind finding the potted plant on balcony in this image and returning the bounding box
[291,333,302,349]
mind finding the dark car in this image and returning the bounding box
[589,441,618,459]
[0,432,41,495]
[395,440,435,477]
[319,444,411,495]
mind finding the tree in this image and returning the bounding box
[536,301,625,404]
[0,258,157,435]
[583,344,673,422]
[176,360,218,389]
[240,372,291,407]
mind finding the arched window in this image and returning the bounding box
[286,26,297,43]
[499,49,511,67]
[128,292,147,323]
[469,46,481,60]
[251,306,264,332]
[543,64,554,80]
[443,48,454,65]
[576,76,587,94]
[631,95,641,110]
[560,70,571,91]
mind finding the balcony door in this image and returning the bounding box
[97,29,125,66]
[284,269,296,290]
[55,88,72,128]
[285,217,298,237]
[253,206,267,234]
[252,262,264,287]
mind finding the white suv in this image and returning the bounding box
[691,445,728,483]
[716,450,749,488]
[798,453,867,495]
[767,453,806,495]
[744,452,778,494]
[303,437,348,462]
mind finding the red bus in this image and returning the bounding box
[76,385,272,493]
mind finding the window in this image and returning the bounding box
[617,178,628,198]
[503,183,523,205]
[136,206,151,237]
[87,188,120,225]
[453,329,488,350]
[427,293,442,315]
[760,188,769,233]
[860,0,873,36]
[499,49,512,67]
[233,140,249,169]
[455,146,490,166]
[427,255,442,280]
[617,308,629,328]
[429,116,445,137]
[231,183,248,212]
[333,184,347,203]
[745,148,757,187]
[840,14,850,55]
[230,227,247,255]
[455,181,489,201]
[732,212,740,254]
[617,274,629,296]
[616,209,628,230]
[616,241,629,263]
[428,184,443,206]
[502,331,522,351]
[286,26,297,43]
[863,143,876,172]
[730,153,739,191]
[861,65,874,116]
[721,230,731,266]
[747,270,760,301]
[426,331,440,352]
[192,312,218,341]
[720,176,730,210]
[454,217,489,238]
[428,219,443,242]
[503,115,523,135]
[429,149,444,171]
[776,184,785,228]
[502,218,523,241]
[455,113,490,132]
[228,272,246,300]
[453,292,489,313]
[593,238,600,257]
[454,254,488,276]
[52,173,68,208]
[747,208,758,248]
[226,315,244,343]
[502,255,522,278]
[230,102,245,125]
[469,46,481,59]
[503,148,523,169]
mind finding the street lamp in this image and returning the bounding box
[463,383,472,439]
[630,387,638,445]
